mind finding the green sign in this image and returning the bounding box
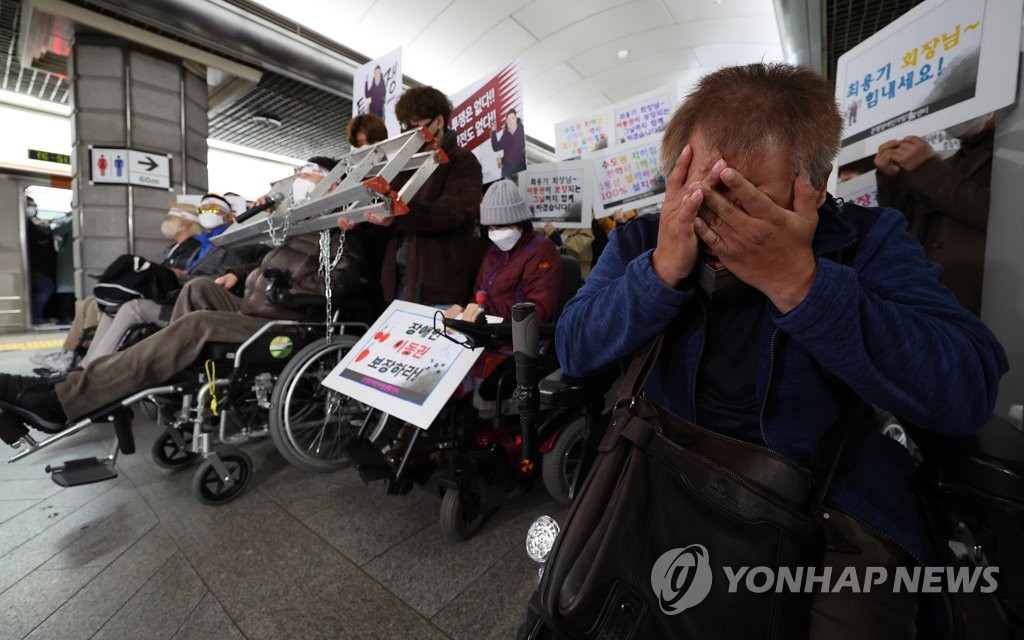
[28,149,71,165]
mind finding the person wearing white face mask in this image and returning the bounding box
[448,179,562,322]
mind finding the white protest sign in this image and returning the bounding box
[321,301,486,429]
[835,0,1022,165]
[352,47,403,138]
[520,160,594,229]
[586,135,666,217]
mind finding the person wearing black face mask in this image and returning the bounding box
[24,196,56,325]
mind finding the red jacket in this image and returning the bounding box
[474,231,562,322]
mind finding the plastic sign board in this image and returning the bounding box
[352,47,403,138]
[520,160,594,229]
[834,0,1022,166]
[586,135,666,217]
[450,60,526,184]
[321,301,487,429]
[613,87,675,145]
[127,150,171,189]
[88,146,172,190]
[555,110,612,161]
[89,147,128,184]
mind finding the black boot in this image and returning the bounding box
[0,374,41,405]
[18,384,67,425]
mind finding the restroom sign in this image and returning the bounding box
[89,146,173,190]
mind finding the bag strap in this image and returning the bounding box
[616,333,858,513]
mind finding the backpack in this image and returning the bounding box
[92,254,180,316]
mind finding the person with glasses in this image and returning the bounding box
[340,86,484,307]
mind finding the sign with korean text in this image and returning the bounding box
[321,301,486,429]
[519,160,594,229]
[613,87,675,145]
[555,110,612,161]
[450,60,525,183]
[586,136,666,216]
[835,0,1022,165]
[352,47,403,138]
[836,170,880,210]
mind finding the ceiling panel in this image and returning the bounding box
[511,0,632,41]
[691,42,783,68]
[409,0,533,69]
[517,0,673,82]
[660,0,778,24]
[438,17,537,93]
[352,0,453,59]
[0,0,70,105]
[523,62,584,106]
[542,50,706,108]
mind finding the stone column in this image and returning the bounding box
[68,35,208,294]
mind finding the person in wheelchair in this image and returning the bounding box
[553,63,1008,638]
[30,203,206,375]
[77,194,269,369]
[0,202,384,439]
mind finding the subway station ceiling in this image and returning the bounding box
[2,0,925,163]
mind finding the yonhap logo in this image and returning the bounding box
[650,544,714,615]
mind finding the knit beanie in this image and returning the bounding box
[480,179,532,226]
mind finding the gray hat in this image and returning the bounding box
[480,179,532,226]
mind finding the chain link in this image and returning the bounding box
[320,229,346,344]
[266,204,293,247]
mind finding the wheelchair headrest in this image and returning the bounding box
[553,255,583,323]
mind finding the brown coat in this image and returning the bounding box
[875,129,992,315]
[381,130,483,304]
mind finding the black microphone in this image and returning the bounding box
[235,191,284,223]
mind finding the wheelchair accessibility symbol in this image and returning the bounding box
[650,544,713,615]
[269,336,294,359]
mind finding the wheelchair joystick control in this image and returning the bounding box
[475,290,488,324]
[513,302,540,471]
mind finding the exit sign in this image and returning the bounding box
[28,149,71,165]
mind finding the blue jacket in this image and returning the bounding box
[556,197,1008,562]
[189,224,230,268]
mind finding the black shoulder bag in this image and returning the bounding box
[534,334,855,640]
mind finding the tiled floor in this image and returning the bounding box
[0,346,561,640]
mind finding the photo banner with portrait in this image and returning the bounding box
[834,0,1022,166]
[555,110,612,161]
[449,61,525,184]
[613,87,675,145]
[352,48,403,138]
[586,136,666,217]
[519,160,594,229]
[321,301,486,429]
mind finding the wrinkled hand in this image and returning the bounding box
[336,217,358,231]
[694,167,819,313]
[651,144,725,287]
[874,139,901,176]
[890,135,934,172]
[215,273,238,289]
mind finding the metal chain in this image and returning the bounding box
[319,229,346,344]
[266,204,293,247]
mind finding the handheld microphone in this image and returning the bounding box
[235,191,284,223]
[474,290,488,323]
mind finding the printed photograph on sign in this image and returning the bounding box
[321,301,487,429]
[613,87,675,145]
[834,0,1022,164]
[519,160,594,229]
[352,48,403,138]
[586,136,666,217]
[449,61,525,184]
[554,111,612,161]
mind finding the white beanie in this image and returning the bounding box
[480,179,532,226]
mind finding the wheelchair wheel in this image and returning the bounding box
[270,335,385,472]
[151,428,199,469]
[191,449,252,506]
[542,416,587,505]
[440,473,489,542]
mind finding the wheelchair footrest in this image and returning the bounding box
[46,457,118,487]
[343,437,411,494]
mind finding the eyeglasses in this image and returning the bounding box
[401,117,433,133]
[198,207,227,216]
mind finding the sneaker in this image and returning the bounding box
[28,350,77,374]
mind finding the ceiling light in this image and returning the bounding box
[617,49,629,59]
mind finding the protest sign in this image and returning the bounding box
[519,160,594,229]
[321,301,487,429]
[450,61,525,183]
[613,87,675,145]
[835,0,1021,165]
[587,136,665,216]
[352,48,403,138]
